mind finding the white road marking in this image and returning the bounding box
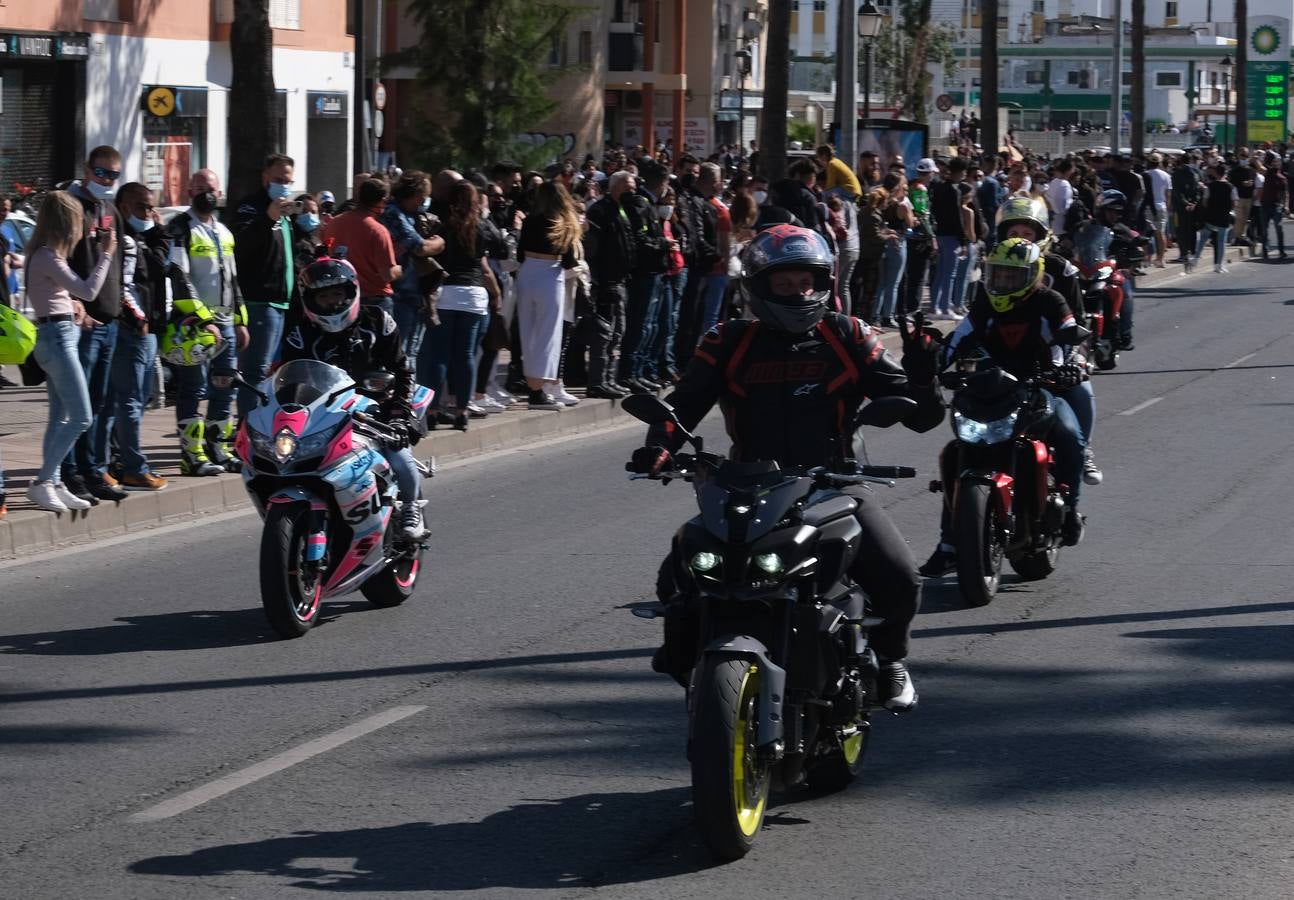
[1222,352,1257,369]
[1118,397,1164,416]
[129,705,426,822]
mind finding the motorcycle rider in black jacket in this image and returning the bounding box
[630,225,945,710]
[279,253,427,540]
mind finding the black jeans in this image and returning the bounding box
[587,279,628,388]
[655,486,921,666]
[902,240,933,315]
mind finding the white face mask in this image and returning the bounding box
[657,205,674,220]
[753,190,768,205]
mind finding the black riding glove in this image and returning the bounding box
[899,312,943,386]
[627,446,671,475]
[1046,363,1085,392]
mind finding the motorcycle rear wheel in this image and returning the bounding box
[692,658,771,860]
[1010,547,1059,581]
[361,546,424,608]
[807,719,870,793]
[955,481,1003,607]
[260,504,323,639]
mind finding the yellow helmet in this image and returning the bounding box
[984,237,1045,313]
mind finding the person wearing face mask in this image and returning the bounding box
[292,194,324,272]
[168,168,248,475]
[61,145,128,505]
[101,182,169,491]
[381,171,446,361]
[231,153,300,417]
[320,177,401,317]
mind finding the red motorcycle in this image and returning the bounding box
[1073,221,1126,370]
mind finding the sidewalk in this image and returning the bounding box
[0,246,1242,559]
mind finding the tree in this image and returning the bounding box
[868,7,958,118]
[901,0,934,122]
[1131,0,1144,156]
[228,0,277,205]
[980,0,999,155]
[393,0,576,171]
[759,0,792,180]
[1236,0,1248,148]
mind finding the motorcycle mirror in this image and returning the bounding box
[855,396,918,429]
[1055,324,1092,345]
[363,371,395,392]
[621,393,677,426]
[231,372,270,406]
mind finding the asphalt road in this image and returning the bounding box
[2,259,1292,899]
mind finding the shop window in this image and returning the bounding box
[142,87,209,207]
[1156,71,1182,87]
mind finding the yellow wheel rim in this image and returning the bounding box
[731,664,769,836]
[842,727,864,765]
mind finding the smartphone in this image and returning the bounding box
[286,200,306,216]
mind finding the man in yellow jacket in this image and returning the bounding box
[816,144,862,200]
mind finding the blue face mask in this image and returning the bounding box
[267,182,292,200]
[420,197,431,213]
[127,215,153,233]
[85,180,115,201]
[297,213,320,233]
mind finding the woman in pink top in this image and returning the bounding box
[24,191,116,512]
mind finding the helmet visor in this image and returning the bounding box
[986,263,1033,297]
[310,285,350,313]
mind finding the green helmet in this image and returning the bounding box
[161,320,223,366]
[995,196,1053,251]
[0,303,37,365]
[984,237,1045,313]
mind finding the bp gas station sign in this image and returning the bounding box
[1246,17,1290,143]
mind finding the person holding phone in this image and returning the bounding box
[62,145,128,505]
[231,153,299,416]
[24,192,116,512]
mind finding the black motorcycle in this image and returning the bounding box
[622,393,917,860]
[932,351,1072,607]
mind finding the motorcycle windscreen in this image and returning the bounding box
[271,359,355,407]
[1073,223,1113,267]
[697,466,808,544]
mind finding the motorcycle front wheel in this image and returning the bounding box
[260,504,324,639]
[1010,547,1059,581]
[955,481,1004,607]
[692,658,771,860]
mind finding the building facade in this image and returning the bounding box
[0,0,354,203]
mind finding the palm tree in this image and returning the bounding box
[1131,0,1145,156]
[1236,0,1248,148]
[228,0,277,205]
[980,0,999,156]
[759,0,792,180]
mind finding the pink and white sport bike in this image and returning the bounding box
[234,359,434,638]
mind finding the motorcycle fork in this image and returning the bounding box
[303,507,329,577]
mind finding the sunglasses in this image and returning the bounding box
[92,166,122,182]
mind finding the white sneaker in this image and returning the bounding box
[27,481,69,512]
[475,395,506,414]
[398,500,428,540]
[54,484,93,510]
[552,383,580,407]
[1214,264,1229,274]
[487,387,516,407]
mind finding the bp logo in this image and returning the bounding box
[1252,24,1281,56]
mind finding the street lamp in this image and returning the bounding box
[735,47,752,159]
[857,1,883,120]
[1220,54,1233,154]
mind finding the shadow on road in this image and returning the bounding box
[129,788,720,890]
[0,723,165,747]
[0,602,371,656]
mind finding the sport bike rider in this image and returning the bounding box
[919,237,1089,579]
[278,253,428,540]
[629,224,945,710]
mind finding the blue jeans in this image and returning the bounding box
[875,239,907,321]
[34,321,93,484]
[238,304,286,416]
[1195,224,1230,267]
[620,273,663,382]
[383,447,421,501]
[954,241,977,311]
[1261,205,1285,254]
[420,308,485,410]
[362,295,395,316]
[1045,389,1087,504]
[1056,381,1095,445]
[64,320,116,477]
[176,321,237,423]
[107,327,158,476]
[931,236,964,314]
[391,294,426,360]
[656,268,688,376]
[699,273,730,335]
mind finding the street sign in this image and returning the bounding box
[146,86,175,118]
[1246,17,1290,143]
[374,82,387,111]
[936,94,953,112]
